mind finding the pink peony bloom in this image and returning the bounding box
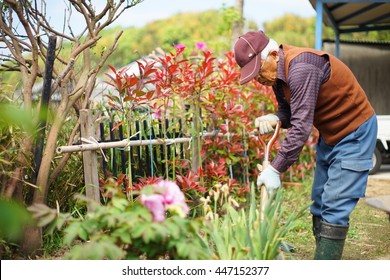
[140,193,166,222]
[140,180,189,222]
[159,181,189,215]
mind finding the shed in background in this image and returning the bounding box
[323,39,390,115]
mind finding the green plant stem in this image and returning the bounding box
[127,111,134,203]
[162,103,169,180]
[192,96,204,186]
[172,100,176,181]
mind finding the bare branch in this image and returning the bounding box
[69,0,95,38]
[82,30,124,109]
[24,0,76,42]
[5,0,39,58]
[51,58,76,94]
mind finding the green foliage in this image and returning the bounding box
[92,9,235,73]
[264,14,331,47]
[0,99,37,202]
[0,198,32,242]
[217,4,242,37]
[29,186,210,260]
[204,184,307,260]
[264,13,390,48]
[0,102,35,136]
[30,181,308,260]
[0,198,32,258]
[3,11,389,89]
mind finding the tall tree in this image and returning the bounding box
[0,0,144,256]
[232,0,244,44]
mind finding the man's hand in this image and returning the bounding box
[255,114,279,134]
[257,165,281,190]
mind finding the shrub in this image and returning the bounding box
[29,180,211,260]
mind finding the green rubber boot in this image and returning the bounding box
[312,215,322,245]
[314,221,349,260]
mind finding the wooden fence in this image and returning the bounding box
[98,118,189,180]
[57,109,213,211]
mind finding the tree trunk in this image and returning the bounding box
[232,0,244,45]
[20,98,69,256]
[33,101,68,204]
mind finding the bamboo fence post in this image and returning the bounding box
[56,132,224,154]
[80,109,100,211]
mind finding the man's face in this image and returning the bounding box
[255,51,279,86]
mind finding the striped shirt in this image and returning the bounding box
[271,49,331,173]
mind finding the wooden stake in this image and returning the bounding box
[80,109,100,211]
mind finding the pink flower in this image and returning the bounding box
[154,109,161,119]
[174,43,186,50]
[195,42,207,50]
[140,180,189,222]
[159,181,189,215]
[140,194,166,222]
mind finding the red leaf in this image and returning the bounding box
[111,121,125,131]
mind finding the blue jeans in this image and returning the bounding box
[310,114,378,225]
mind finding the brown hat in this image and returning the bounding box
[233,31,270,84]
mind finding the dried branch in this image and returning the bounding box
[82,30,124,109]
[69,0,95,38]
[51,58,75,94]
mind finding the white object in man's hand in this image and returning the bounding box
[255,114,279,134]
[257,165,281,190]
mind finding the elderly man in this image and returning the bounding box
[234,30,377,259]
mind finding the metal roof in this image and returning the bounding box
[309,0,390,56]
[310,0,390,33]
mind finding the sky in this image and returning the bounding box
[45,0,317,32]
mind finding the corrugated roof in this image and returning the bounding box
[323,38,390,46]
[309,0,390,33]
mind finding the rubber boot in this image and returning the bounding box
[312,215,322,245]
[314,221,349,260]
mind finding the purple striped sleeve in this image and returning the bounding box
[271,52,330,173]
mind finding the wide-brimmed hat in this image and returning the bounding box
[233,31,270,84]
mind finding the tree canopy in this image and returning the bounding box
[2,10,389,87]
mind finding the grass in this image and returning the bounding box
[281,178,390,260]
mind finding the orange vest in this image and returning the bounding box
[280,44,374,145]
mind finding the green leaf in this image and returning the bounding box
[64,222,83,245]
[36,212,57,228]
[176,241,190,258]
[112,227,132,244]
[111,197,129,211]
[0,103,35,135]
[165,219,180,239]
[101,212,119,228]
[0,199,32,241]
[142,225,157,244]
[81,219,99,234]
[131,222,149,239]
[78,226,89,241]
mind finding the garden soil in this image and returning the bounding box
[347,177,390,260]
